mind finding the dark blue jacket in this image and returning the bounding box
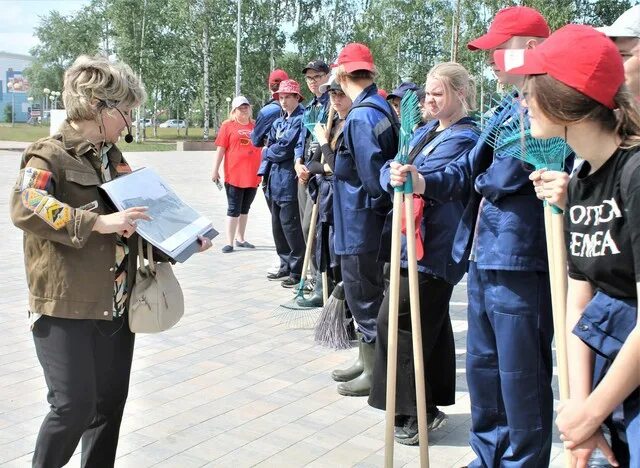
[380,118,479,284]
[333,84,396,255]
[295,92,330,163]
[264,105,304,202]
[421,96,549,272]
[251,99,282,147]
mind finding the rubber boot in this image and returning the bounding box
[331,340,364,382]
[296,272,324,308]
[337,341,375,397]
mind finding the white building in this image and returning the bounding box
[0,51,34,123]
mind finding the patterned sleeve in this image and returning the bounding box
[10,148,99,248]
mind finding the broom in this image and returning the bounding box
[481,94,572,466]
[273,108,336,329]
[384,90,430,467]
[314,282,356,349]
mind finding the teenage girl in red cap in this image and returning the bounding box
[496,23,640,468]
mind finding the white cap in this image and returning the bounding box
[231,95,250,111]
[597,5,640,38]
[319,73,340,94]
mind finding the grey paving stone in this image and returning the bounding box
[0,149,567,467]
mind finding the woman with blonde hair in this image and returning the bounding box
[499,24,640,466]
[368,61,480,445]
[212,96,262,253]
[10,55,211,467]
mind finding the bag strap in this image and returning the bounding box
[620,150,640,205]
[349,101,400,141]
[137,235,155,272]
[408,122,479,164]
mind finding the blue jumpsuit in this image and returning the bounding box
[333,84,397,343]
[422,98,554,467]
[264,105,306,280]
[369,118,480,415]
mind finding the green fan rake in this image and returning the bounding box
[384,90,430,467]
[481,93,572,467]
[302,105,328,142]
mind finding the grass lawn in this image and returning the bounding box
[0,124,215,152]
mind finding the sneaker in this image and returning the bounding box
[427,409,447,432]
[267,270,288,280]
[221,245,234,253]
[394,410,448,446]
[235,240,255,248]
[281,277,300,288]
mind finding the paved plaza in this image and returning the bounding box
[0,148,565,467]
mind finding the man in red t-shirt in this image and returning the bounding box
[212,96,262,253]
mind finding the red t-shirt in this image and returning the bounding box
[214,120,262,188]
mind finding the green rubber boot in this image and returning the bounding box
[337,341,375,397]
[331,340,364,382]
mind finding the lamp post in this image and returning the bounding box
[43,88,50,115]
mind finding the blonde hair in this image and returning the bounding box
[227,105,254,124]
[426,62,477,114]
[62,55,146,121]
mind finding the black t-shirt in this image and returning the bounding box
[566,146,640,299]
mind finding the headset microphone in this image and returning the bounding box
[113,107,133,143]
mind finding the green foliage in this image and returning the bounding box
[23,0,638,141]
[4,104,13,123]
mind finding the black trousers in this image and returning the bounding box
[32,314,135,468]
[270,199,305,279]
[368,270,456,416]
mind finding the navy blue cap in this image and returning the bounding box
[302,60,330,74]
[387,82,421,100]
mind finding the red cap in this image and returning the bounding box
[377,89,389,99]
[335,43,375,73]
[268,69,288,85]
[468,6,550,51]
[493,25,624,109]
[272,79,304,102]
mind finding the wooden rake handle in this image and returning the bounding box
[404,193,429,466]
[544,205,571,467]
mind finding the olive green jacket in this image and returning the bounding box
[10,121,139,320]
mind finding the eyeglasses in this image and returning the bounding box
[305,74,326,83]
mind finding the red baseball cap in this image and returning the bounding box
[493,24,625,109]
[377,89,389,99]
[335,43,375,73]
[272,79,304,102]
[268,69,288,85]
[468,6,550,51]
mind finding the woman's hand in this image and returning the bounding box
[568,431,618,468]
[211,169,220,183]
[556,398,605,448]
[389,161,425,194]
[197,235,212,252]
[314,123,328,146]
[295,162,310,183]
[529,168,569,211]
[92,206,151,238]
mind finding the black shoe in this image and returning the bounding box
[281,277,299,288]
[394,410,448,446]
[267,270,288,280]
[235,240,255,248]
[221,245,233,253]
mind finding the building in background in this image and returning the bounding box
[0,52,34,123]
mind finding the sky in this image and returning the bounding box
[0,0,90,56]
